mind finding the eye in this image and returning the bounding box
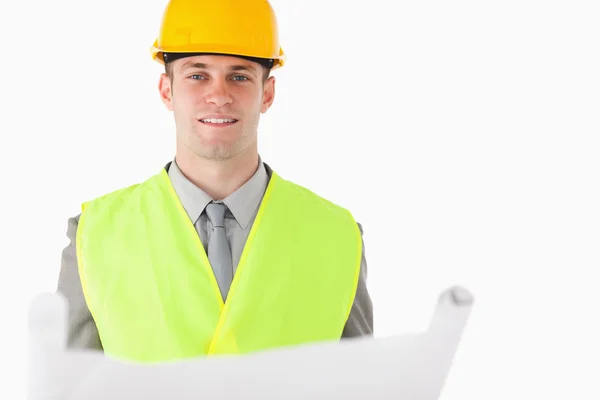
[232,75,249,81]
[189,74,206,80]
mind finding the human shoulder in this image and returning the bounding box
[83,172,161,206]
[265,163,361,222]
[274,172,342,207]
[282,176,360,222]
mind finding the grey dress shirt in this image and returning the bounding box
[56,158,373,352]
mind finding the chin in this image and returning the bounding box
[190,141,236,160]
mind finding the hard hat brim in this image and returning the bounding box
[150,41,286,70]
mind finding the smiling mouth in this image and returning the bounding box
[199,118,238,125]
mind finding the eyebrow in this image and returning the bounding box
[181,62,258,75]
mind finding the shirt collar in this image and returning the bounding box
[166,157,270,230]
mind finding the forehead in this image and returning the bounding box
[174,54,261,74]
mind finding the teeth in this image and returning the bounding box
[201,118,236,123]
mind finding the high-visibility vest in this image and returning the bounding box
[76,168,362,362]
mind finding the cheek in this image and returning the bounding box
[174,89,203,113]
[234,87,262,105]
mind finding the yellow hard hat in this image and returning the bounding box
[150,0,286,70]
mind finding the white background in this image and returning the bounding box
[1,0,599,398]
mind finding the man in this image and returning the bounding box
[56,0,373,362]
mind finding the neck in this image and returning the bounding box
[175,147,259,201]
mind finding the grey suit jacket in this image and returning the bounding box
[56,159,374,351]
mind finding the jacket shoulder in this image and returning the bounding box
[83,172,161,208]
[276,174,352,213]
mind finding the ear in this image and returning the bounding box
[260,76,276,114]
[158,73,173,111]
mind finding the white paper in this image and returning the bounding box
[27,286,474,400]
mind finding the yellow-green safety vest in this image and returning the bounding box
[76,168,362,362]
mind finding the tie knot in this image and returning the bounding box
[205,202,227,227]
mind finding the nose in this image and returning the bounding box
[204,78,233,107]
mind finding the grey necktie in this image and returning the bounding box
[205,202,233,302]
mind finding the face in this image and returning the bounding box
[158,54,275,161]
